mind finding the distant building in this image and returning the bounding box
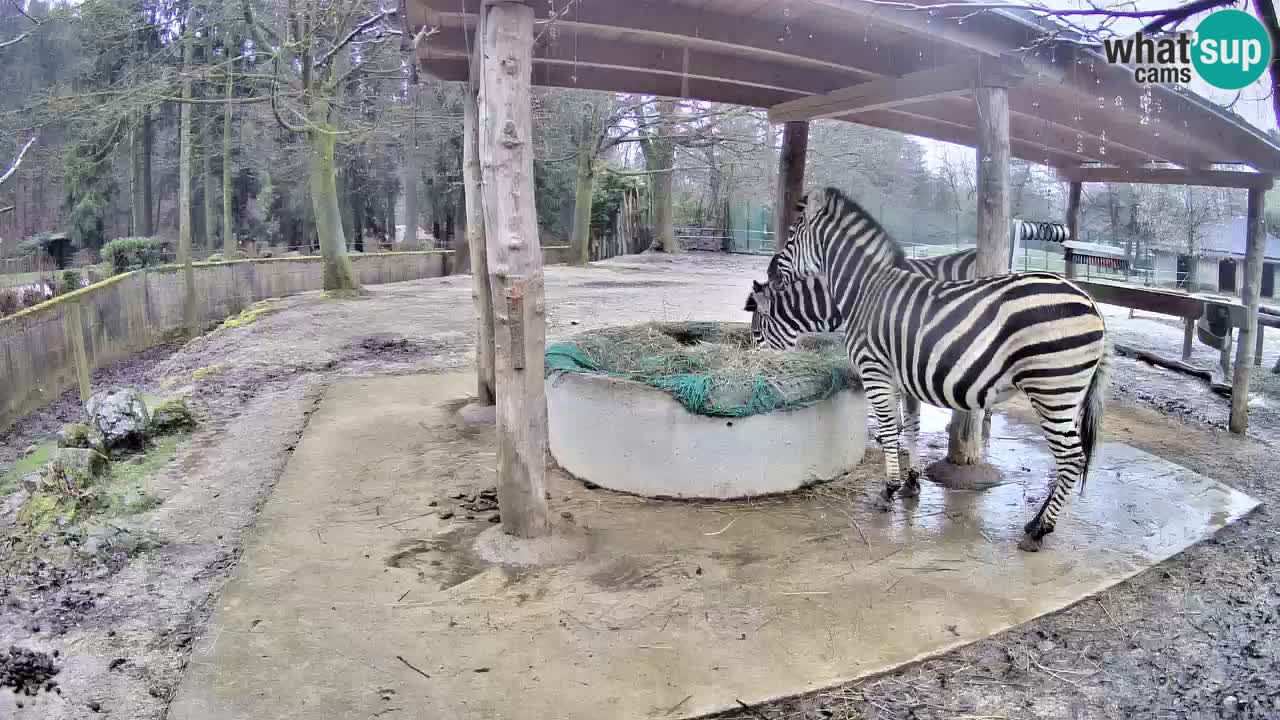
[1151,217,1280,298]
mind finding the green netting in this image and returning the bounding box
[545,321,855,418]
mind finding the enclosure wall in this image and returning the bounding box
[1,247,574,429]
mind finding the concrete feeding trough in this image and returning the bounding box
[544,321,866,499]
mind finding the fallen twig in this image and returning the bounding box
[704,517,740,536]
[395,655,431,680]
[665,694,693,716]
[377,511,438,529]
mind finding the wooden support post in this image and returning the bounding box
[65,303,92,402]
[478,0,550,537]
[1257,325,1265,367]
[1064,181,1082,279]
[774,121,809,246]
[947,85,1009,465]
[1183,315,1195,361]
[463,32,496,406]
[1230,187,1267,433]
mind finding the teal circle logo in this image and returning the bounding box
[1192,10,1272,90]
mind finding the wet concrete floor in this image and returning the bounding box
[168,373,1259,720]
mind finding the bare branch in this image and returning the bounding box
[0,136,36,188]
[316,10,396,68]
[0,29,32,51]
[6,0,39,25]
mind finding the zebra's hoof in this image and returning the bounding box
[1017,534,1043,553]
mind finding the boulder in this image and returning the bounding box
[86,387,151,453]
[58,422,100,450]
[41,448,110,495]
[149,397,197,435]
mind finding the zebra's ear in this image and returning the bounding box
[751,288,772,315]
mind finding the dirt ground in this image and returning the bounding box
[2,251,1279,719]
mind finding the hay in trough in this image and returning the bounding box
[545,321,855,417]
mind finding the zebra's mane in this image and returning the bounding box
[812,187,906,268]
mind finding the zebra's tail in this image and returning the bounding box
[1078,342,1111,496]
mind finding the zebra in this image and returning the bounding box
[765,187,1109,553]
[748,247,979,349]
[747,247,986,469]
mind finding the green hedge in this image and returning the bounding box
[101,237,163,274]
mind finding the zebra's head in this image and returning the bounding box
[746,279,787,349]
[745,275,841,350]
[768,187,901,288]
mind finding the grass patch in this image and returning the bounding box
[192,364,224,381]
[0,441,55,495]
[219,299,280,330]
[105,434,183,516]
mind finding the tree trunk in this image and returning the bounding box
[775,121,809,244]
[644,100,678,253]
[131,112,154,237]
[203,114,218,254]
[178,18,197,334]
[479,1,550,538]
[649,152,676,252]
[569,104,601,266]
[308,97,361,292]
[350,179,366,252]
[464,64,494,403]
[221,50,236,258]
[402,83,420,251]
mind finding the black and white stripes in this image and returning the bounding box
[761,187,1109,553]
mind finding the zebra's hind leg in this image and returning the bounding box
[898,395,923,498]
[1019,393,1090,552]
[860,362,903,512]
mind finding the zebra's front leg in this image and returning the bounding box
[898,394,923,498]
[861,367,903,512]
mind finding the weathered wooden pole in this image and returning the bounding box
[945,85,1010,466]
[478,0,550,537]
[1064,180,1082,279]
[1229,186,1268,433]
[774,121,809,246]
[1182,315,1195,361]
[463,27,496,406]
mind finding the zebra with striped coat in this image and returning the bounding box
[747,246,985,477]
[764,187,1109,552]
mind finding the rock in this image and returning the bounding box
[42,448,111,494]
[23,444,37,455]
[86,387,151,454]
[1,488,31,526]
[58,423,99,450]
[148,397,197,435]
[20,473,42,493]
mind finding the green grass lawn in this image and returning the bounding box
[0,441,56,494]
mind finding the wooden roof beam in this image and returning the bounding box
[417,0,980,82]
[768,58,1026,124]
[1057,166,1275,190]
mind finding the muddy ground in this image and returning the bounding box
[1,251,1279,719]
